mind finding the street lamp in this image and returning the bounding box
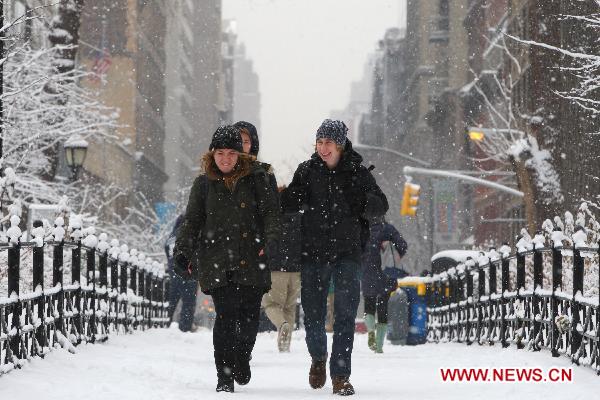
[64,135,88,181]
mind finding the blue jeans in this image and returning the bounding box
[167,272,198,332]
[301,259,360,377]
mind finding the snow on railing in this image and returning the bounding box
[426,202,600,374]
[0,196,169,377]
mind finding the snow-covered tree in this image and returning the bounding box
[0,9,178,256]
[467,32,563,231]
[510,2,599,120]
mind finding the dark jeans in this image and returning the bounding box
[364,294,389,323]
[167,272,198,332]
[301,259,360,377]
[211,282,263,381]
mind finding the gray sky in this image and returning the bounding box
[223,0,405,182]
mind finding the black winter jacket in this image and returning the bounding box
[270,213,302,272]
[175,161,281,294]
[281,140,388,265]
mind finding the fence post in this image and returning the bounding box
[500,255,509,348]
[158,275,165,327]
[551,244,562,357]
[152,273,159,327]
[120,262,129,332]
[516,252,525,349]
[8,244,21,361]
[138,268,146,330]
[532,247,543,351]
[571,247,584,362]
[146,271,153,328]
[488,258,496,345]
[87,248,96,342]
[448,276,456,341]
[71,242,82,344]
[109,257,119,330]
[130,265,138,329]
[466,266,473,345]
[32,235,46,353]
[163,275,170,329]
[98,252,108,335]
[477,264,485,344]
[53,242,65,336]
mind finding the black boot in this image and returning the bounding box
[216,379,234,393]
[234,350,251,385]
[215,351,235,392]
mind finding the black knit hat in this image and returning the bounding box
[234,121,259,156]
[316,119,348,146]
[209,125,243,152]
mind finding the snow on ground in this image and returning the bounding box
[1,326,597,399]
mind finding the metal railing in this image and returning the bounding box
[428,243,600,373]
[0,238,169,375]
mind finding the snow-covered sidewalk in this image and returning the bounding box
[1,327,597,399]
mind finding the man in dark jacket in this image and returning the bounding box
[361,218,407,353]
[281,119,389,396]
[165,214,198,332]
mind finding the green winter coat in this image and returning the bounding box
[175,159,281,294]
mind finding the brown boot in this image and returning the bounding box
[309,359,327,389]
[332,376,355,396]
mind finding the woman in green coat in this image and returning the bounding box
[174,125,281,393]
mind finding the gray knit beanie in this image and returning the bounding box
[315,119,348,146]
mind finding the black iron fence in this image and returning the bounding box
[0,237,169,375]
[428,242,600,373]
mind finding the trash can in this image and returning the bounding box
[387,288,409,345]
[397,279,428,345]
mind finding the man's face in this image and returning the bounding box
[240,131,252,154]
[316,138,342,169]
[214,149,239,174]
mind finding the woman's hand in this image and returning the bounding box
[174,253,193,279]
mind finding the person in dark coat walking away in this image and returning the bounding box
[281,119,389,396]
[234,120,260,158]
[174,125,281,393]
[234,121,297,352]
[262,196,302,352]
[234,120,279,192]
[165,214,198,332]
[361,217,407,353]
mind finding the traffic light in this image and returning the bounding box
[400,182,420,216]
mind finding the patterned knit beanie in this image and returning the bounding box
[316,119,348,146]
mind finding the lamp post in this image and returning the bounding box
[64,135,88,181]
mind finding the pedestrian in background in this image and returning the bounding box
[361,217,407,353]
[281,119,388,396]
[262,198,302,352]
[165,214,198,332]
[174,125,281,393]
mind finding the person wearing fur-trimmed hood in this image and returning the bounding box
[174,125,281,393]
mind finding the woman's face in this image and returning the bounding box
[214,149,239,174]
[316,138,342,169]
[240,131,252,154]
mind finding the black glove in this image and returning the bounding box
[174,253,192,279]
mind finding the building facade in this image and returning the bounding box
[79,0,168,210]
[163,0,223,203]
